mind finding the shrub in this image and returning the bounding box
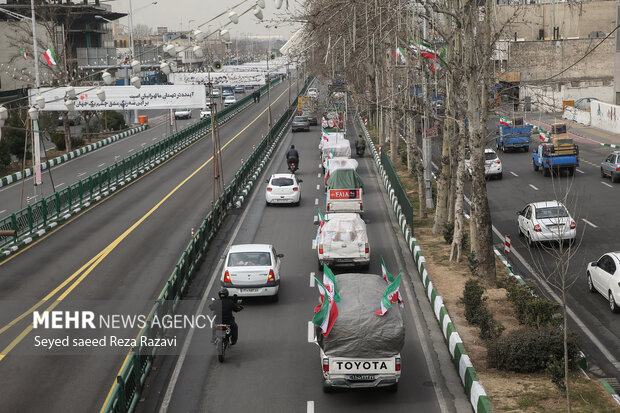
[524,299,561,329]
[105,111,126,131]
[467,251,479,276]
[443,222,454,244]
[505,280,534,324]
[477,305,505,341]
[546,355,567,392]
[51,134,84,152]
[487,328,580,373]
[461,279,485,324]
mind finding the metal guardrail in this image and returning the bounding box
[102,77,313,413]
[380,150,415,233]
[0,79,282,257]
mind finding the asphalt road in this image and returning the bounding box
[0,79,300,412]
[427,118,620,383]
[134,111,471,413]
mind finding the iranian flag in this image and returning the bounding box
[321,264,341,302]
[375,272,402,316]
[499,116,511,127]
[380,257,404,308]
[19,48,28,60]
[321,128,330,141]
[394,46,407,64]
[44,47,57,66]
[312,278,339,337]
[317,208,328,231]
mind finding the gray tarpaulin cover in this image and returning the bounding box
[326,169,364,190]
[319,273,405,357]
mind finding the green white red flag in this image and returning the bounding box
[44,47,57,66]
[317,208,328,231]
[19,48,28,60]
[321,264,341,302]
[394,46,407,64]
[375,272,402,316]
[312,278,339,337]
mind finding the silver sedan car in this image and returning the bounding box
[600,151,620,183]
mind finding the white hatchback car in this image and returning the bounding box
[224,96,236,107]
[222,244,283,301]
[517,201,576,246]
[200,108,211,119]
[465,148,503,179]
[586,252,620,313]
[265,174,302,205]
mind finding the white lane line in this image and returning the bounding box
[510,171,518,177]
[310,272,316,287]
[0,209,6,215]
[314,198,318,205]
[318,163,321,168]
[576,168,584,174]
[128,148,134,153]
[307,401,314,413]
[152,137,157,141]
[582,218,598,228]
[316,184,320,190]
[77,172,86,177]
[601,181,613,188]
[56,183,65,188]
[97,163,106,168]
[317,173,321,178]
[312,239,317,250]
[307,321,316,343]
[528,184,539,191]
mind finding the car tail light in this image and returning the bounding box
[570,221,576,230]
[534,224,542,232]
[365,243,369,254]
[224,270,231,283]
[360,202,363,211]
[267,187,272,191]
[494,160,501,164]
[323,358,329,372]
[217,325,228,330]
[395,358,401,371]
[319,244,323,254]
[326,204,330,211]
[616,167,620,172]
[293,186,299,191]
[267,269,275,282]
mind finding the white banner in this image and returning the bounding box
[169,72,266,86]
[30,85,206,111]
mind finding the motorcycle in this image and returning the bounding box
[356,146,365,157]
[214,323,232,362]
[287,160,298,174]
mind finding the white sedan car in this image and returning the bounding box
[586,252,620,313]
[517,201,576,246]
[224,96,236,107]
[174,108,192,119]
[465,148,503,179]
[221,244,283,301]
[265,173,302,205]
[200,108,211,119]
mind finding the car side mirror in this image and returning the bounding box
[277,253,284,258]
[265,179,269,183]
[298,179,303,183]
[517,211,522,216]
[590,262,598,267]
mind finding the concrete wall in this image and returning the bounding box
[521,82,614,111]
[495,1,616,41]
[507,37,614,82]
[590,99,620,132]
[562,106,591,125]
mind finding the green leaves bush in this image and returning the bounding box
[503,277,561,328]
[487,328,580,373]
[461,279,504,340]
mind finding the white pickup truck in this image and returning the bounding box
[314,273,404,392]
[316,213,369,270]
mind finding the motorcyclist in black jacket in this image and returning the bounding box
[209,288,243,345]
[286,144,300,169]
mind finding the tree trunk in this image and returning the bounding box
[63,115,72,152]
[390,116,398,164]
[409,114,426,218]
[432,119,451,234]
[451,128,467,262]
[406,111,413,172]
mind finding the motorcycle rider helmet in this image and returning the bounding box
[218,288,229,298]
[290,144,295,149]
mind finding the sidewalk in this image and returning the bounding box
[497,110,620,149]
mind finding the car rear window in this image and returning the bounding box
[536,206,568,219]
[228,252,271,266]
[271,178,294,186]
[484,152,498,161]
[294,117,305,121]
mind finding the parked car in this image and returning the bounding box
[221,244,283,301]
[222,87,234,97]
[234,85,245,93]
[465,148,503,179]
[200,107,211,119]
[586,252,620,313]
[211,88,221,97]
[292,116,310,132]
[265,173,302,206]
[245,84,254,89]
[174,108,192,119]
[517,201,576,246]
[574,97,598,111]
[224,96,236,107]
[58,112,82,126]
[600,151,620,183]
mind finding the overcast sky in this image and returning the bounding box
[110,0,302,39]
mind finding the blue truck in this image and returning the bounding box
[532,123,579,177]
[497,116,532,152]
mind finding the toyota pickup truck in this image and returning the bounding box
[325,168,363,214]
[316,213,369,270]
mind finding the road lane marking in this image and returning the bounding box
[128,148,134,153]
[1,83,296,369]
[312,239,317,250]
[307,321,315,343]
[510,171,518,177]
[77,172,86,177]
[310,272,315,287]
[98,163,106,168]
[528,184,538,191]
[316,184,320,190]
[318,163,321,168]
[0,210,5,215]
[56,183,65,188]
[576,168,584,174]
[307,401,314,413]
[582,218,598,228]
[317,173,321,178]
[315,198,318,205]
[601,181,613,188]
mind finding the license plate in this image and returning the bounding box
[348,374,376,381]
[334,258,352,263]
[239,288,259,293]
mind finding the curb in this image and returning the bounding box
[0,125,148,188]
[600,379,620,407]
[357,114,491,413]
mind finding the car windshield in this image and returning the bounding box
[536,206,568,219]
[271,177,294,186]
[484,152,497,161]
[228,252,271,266]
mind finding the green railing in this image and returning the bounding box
[358,114,414,234]
[0,79,281,256]
[102,77,313,413]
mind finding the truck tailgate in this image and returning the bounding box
[329,357,397,374]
